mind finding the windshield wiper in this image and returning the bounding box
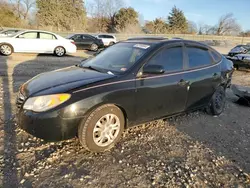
[81,65,102,73]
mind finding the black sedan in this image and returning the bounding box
[17,39,234,152]
[66,34,104,51]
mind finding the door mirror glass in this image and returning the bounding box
[143,64,165,74]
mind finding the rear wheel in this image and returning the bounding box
[0,44,13,56]
[78,104,125,152]
[206,86,226,115]
[90,43,98,51]
[54,46,66,57]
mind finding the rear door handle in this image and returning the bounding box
[178,79,190,86]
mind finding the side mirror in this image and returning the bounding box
[143,64,165,74]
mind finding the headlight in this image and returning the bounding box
[23,94,71,112]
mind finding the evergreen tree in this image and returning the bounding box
[115,7,138,31]
[36,0,86,31]
[168,6,188,33]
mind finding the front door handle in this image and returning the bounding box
[178,79,190,86]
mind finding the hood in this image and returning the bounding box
[22,66,115,97]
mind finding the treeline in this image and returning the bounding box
[0,0,249,36]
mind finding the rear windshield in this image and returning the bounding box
[230,45,250,53]
[81,42,152,74]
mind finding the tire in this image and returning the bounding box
[78,104,125,152]
[109,42,115,46]
[206,86,226,115]
[0,43,13,56]
[90,43,98,51]
[54,46,66,57]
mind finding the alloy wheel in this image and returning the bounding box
[0,45,12,55]
[93,114,120,147]
[55,47,65,56]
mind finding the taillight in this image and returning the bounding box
[71,41,75,45]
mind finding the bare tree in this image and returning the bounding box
[215,13,241,35]
[90,0,124,32]
[198,22,214,35]
[9,0,35,20]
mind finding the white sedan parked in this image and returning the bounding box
[0,30,77,57]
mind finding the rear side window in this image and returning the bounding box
[210,50,222,63]
[40,33,57,40]
[106,35,114,39]
[187,47,212,68]
[147,46,183,72]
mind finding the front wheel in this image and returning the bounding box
[0,44,13,56]
[206,86,226,115]
[78,104,125,152]
[54,46,66,57]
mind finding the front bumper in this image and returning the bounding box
[17,109,81,141]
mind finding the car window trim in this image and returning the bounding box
[184,43,215,70]
[16,31,39,39]
[38,32,57,40]
[137,42,185,77]
[208,49,222,63]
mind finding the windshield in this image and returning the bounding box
[81,42,152,74]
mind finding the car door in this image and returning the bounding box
[12,31,39,52]
[82,35,95,49]
[38,32,58,53]
[71,34,84,50]
[135,43,189,123]
[100,35,109,46]
[182,43,222,110]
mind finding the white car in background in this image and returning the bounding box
[95,34,117,46]
[0,30,76,56]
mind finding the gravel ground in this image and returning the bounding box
[1,49,250,187]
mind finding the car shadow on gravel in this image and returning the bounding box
[174,89,250,173]
[0,56,19,187]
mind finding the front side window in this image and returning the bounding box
[187,47,212,68]
[81,42,152,74]
[17,32,38,39]
[146,46,184,72]
[40,33,57,40]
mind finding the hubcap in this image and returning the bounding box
[56,47,65,56]
[91,44,98,51]
[0,45,11,55]
[93,114,120,147]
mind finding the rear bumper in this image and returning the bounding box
[17,109,81,141]
[66,45,77,54]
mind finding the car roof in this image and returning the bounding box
[13,29,58,35]
[127,36,167,41]
[97,34,115,36]
[123,38,210,47]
